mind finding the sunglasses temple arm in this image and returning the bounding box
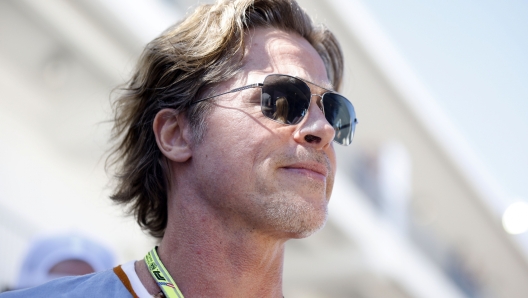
[192,83,264,105]
[229,83,263,93]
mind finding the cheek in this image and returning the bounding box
[209,105,279,155]
[201,111,273,180]
[324,145,337,200]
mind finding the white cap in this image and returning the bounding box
[15,232,115,289]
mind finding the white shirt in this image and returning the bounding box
[120,260,152,298]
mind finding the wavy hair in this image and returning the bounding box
[108,0,344,238]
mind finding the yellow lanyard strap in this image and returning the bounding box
[145,247,184,298]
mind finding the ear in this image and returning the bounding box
[153,109,193,162]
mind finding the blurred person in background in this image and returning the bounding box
[1,232,114,293]
[1,0,356,297]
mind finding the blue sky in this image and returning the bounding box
[362,0,528,204]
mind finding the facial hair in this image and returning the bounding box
[253,148,334,238]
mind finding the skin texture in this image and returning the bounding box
[137,27,337,298]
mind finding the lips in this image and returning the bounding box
[282,161,329,180]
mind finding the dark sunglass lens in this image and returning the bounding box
[261,75,310,125]
[323,93,357,145]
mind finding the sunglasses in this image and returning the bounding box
[192,74,358,145]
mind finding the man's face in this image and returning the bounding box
[189,27,337,239]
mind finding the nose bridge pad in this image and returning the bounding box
[311,94,324,113]
[298,94,333,145]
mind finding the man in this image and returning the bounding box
[2,0,356,297]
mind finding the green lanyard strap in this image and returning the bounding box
[145,247,184,298]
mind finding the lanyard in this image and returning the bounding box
[145,247,184,298]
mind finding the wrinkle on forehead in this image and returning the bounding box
[241,28,331,89]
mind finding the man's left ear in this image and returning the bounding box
[153,109,193,162]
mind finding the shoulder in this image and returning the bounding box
[0,269,132,298]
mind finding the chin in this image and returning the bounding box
[287,212,328,239]
[288,225,327,239]
[262,197,329,239]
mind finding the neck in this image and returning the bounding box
[136,193,286,298]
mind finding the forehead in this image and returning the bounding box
[240,28,332,90]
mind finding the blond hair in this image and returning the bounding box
[108,0,344,238]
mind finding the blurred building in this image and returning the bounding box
[1,0,527,297]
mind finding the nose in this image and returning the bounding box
[293,96,335,150]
